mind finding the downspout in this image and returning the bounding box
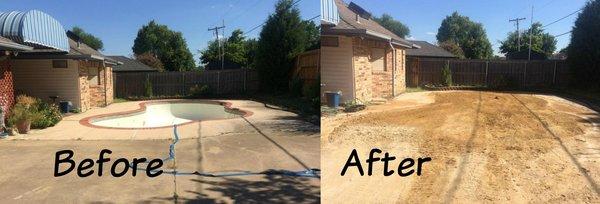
[388,40,397,97]
[102,61,107,107]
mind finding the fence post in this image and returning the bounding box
[552,61,557,85]
[523,62,527,87]
[217,71,221,95]
[182,72,186,96]
[485,61,489,86]
[243,69,247,93]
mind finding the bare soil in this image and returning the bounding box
[322,91,600,203]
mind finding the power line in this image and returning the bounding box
[243,0,305,35]
[554,30,572,37]
[542,8,583,28]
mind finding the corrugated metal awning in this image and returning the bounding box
[0,10,69,52]
[321,0,339,25]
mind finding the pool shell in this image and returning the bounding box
[79,100,253,130]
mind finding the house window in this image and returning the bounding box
[371,48,385,72]
[88,67,100,85]
[52,60,68,68]
[321,36,339,47]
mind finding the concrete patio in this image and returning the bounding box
[0,99,320,203]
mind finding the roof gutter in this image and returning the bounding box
[323,28,417,49]
[0,41,34,51]
[14,54,122,65]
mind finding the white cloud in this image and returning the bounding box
[406,36,416,40]
[426,32,436,35]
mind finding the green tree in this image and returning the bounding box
[244,38,259,68]
[71,26,103,50]
[437,12,493,59]
[499,22,557,58]
[304,20,320,50]
[132,21,196,71]
[255,0,312,93]
[200,29,253,69]
[567,0,600,90]
[373,13,410,38]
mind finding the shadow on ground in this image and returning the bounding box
[144,174,319,204]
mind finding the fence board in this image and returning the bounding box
[406,58,570,88]
[114,69,258,98]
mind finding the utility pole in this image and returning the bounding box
[528,6,533,61]
[509,17,526,51]
[208,21,226,70]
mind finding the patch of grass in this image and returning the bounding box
[113,98,130,103]
[406,87,426,93]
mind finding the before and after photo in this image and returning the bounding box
[0,0,599,203]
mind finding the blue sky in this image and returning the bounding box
[350,0,587,55]
[1,0,586,58]
[0,0,319,61]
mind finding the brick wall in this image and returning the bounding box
[79,61,113,111]
[351,37,408,102]
[0,58,14,116]
[352,37,373,102]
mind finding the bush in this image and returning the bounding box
[144,77,153,97]
[188,84,211,98]
[8,95,42,127]
[441,64,453,86]
[31,99,62,129]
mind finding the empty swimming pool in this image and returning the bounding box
[83,101,248,129]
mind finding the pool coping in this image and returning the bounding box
[79,99,253,130]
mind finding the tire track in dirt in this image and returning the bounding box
[511,94,600,196]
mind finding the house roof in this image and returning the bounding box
[406,41,457,58]
[0,36,33,51]
[0,10,69,52]
[321,0,418,49]
[13,31,121,65]
[108,56,157,72]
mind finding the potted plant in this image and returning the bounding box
[8,95,41,134]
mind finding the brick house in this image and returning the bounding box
[320,0,419,103]
[0,10,119,112]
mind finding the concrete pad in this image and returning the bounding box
[0,99,320,203]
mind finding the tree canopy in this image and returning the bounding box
[200,29,254,70]
[132,21,196,71]
[255,0,316,93]
[499,22,557,58]
[567,0,600,90]
[436,12,493,59]
[373,13,410,38]
[71,26,103,51]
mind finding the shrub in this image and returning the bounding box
[441,64,453,86]
[144,77,153,97]
[188,84,211,98]
[31,99,62,129]
[303,79,320,99]
[8,95,42,127]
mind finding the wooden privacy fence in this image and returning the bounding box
[113,69,259,98]
[291,49,320,85]
[406,58,570,88]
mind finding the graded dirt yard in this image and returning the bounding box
[322,91,600,203]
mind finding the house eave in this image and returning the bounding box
[322,28,419,49]
[0,41,34,51]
